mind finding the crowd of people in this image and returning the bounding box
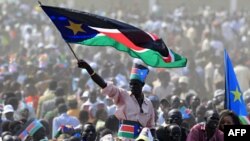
[0,0,250,141]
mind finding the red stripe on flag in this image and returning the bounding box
[120,125,134,133]
[26,123,35,132]
[99,31,145,51]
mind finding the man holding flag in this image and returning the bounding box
[78,59,156,140]
[224,49,250,124]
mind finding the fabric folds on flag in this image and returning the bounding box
[41,5,187,68]
[224,49,249,124]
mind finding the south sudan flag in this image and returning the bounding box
[41,5,187,68]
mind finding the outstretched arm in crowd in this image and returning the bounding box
[77,60,107,89]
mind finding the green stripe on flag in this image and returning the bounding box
[77,35,187,68]
[239,116,250,125]
[118,131,135,139]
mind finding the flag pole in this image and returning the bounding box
[35,0,42,5]
[38,1,42,5]
[224,49,228,109]
[224,49,227,109]
[66,42,79,61]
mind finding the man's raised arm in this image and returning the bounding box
[77,60,107,89]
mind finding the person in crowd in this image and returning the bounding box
[157,99,171,126]
[195,105,207,123]
[78,59,156,140]
[94,109,108,131]
[170,95,181,109]
[178,76,197,100]
[41,87,65,119]
[3,105,15,121]
[164,109,188,141]
[80,89,107,123]
[52,103,80,138]
[218,109,241,133]
[212,89,225,113]
[186,110,223,141]
[75,110,89,131]
[190,95,201,117]
[98,128,114,141]
[153,70,174,100]
[67,97,80,118]
[37,80,58,118]
[44,97,65,139]
[82,123,97,141]
[104,115,119,135]
[148,95,160,125]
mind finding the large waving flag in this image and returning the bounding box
[224,49,250,124]
[40,5,187,68]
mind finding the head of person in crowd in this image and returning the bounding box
[19,108,29,120]
[190,96,201,113]
[2,133,20,141]
[178,76,189,93]
[142,84,152,98]
[79,110,89,125]
[167,124,182,141]
[160,98,170,113]
[1,131,11,140]
[206,100,214,110]
[23,83,37,97]
[5,97,19,111]
[213,89,225,105]
[129,60,149,98]
[95,109,108,122]
[68,98,78,110]
[148,95,160,110]
[157,70,171,86]
[185,93,195,106]
[82,123,96,141]
[8,120,24,135]
[195,105,207,123]
[2,121,11,133]
[3,105,14,121]
[58,103,68,114]
[166,109,183,126]
[55,86,65,98]
[48,79,58,91]
[204,110,220,135]
[55,97,66,108]
[170,95,181,109]
[58,80,69,95]
[218,110,241,132]
[89,89,98,103]
[104,115,119,134]
[81,90,89,103]
[35,70,49,82]
[9,81,21,93]
[2,92,16,105]
[97,128,114,141]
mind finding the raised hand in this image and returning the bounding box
[77,59,90,69]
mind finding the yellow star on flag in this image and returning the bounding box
[66,20,85,35]
[231,87,242,102]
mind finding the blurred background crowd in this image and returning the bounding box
[0,0,250,140]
